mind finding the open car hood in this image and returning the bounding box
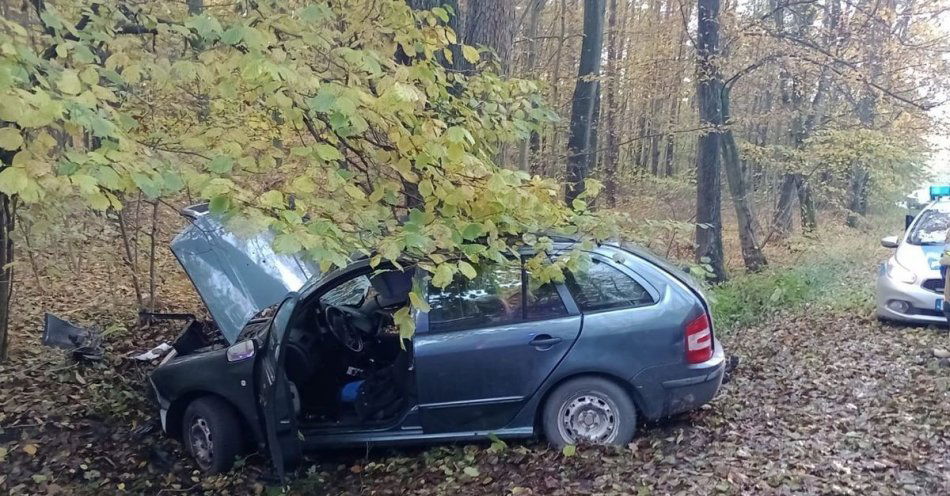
[170,204,320,344]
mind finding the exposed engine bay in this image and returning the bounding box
[283,269,415,426]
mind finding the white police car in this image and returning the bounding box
[876,185,950,324]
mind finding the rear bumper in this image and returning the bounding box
[630,339,725,420]
[875,266,946,325]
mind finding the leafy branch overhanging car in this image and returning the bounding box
[149,204,725,476]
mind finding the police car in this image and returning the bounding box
[876,185,950,324]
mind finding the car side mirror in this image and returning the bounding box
[881,236,900,249]
[905,214,914,229]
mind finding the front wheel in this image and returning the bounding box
[541,377,637,447]
[182,396,243,474]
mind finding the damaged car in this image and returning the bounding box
[150,204,725,475]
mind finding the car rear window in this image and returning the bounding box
[427,262,523,333]
[427,262,569,332]
[566,260,654,312]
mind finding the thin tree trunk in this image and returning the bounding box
[722,86,767,271]
[148,201,159,312]
[565,0,607,205]
[798,177,817,232]
[771,174,797,238]
[518,0,547,172]
[602,0,621,205]
[0,193,14,362]
[116,209,144,309]
[547,0,568,172]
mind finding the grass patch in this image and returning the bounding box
[710,234,879,332]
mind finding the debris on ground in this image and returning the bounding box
[41,313,103,361]
[130,343,173,362]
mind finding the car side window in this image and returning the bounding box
[566,260,654,312]
[427,262,523,333]
[525,273,569,320]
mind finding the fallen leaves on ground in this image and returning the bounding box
[0,232,948,494]
[297,311,950,496]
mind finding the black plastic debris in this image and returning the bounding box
[722,355,741,384]
[42,313,104,361]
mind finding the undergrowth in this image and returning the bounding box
[710,228,885,332]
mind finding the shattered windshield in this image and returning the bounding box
[320,275,371,307]
[908,209,950,245]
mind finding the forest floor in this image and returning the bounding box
[1,219,949,495]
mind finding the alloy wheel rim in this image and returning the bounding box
[189,416,214,469]
[557,392,619,445]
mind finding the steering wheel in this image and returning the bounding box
[325,306,365,353]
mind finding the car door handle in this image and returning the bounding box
[529,335,562,348]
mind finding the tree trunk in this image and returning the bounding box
[694,0,727,282]
[565,0,607,205]
[602,0,621,206]
[798,177,817,233]
[589,82,602,175]
[771,174,797,238]
[518,0,547,172]
[721,86,767,271]
[462,0,515,74]
[0,193,13,362]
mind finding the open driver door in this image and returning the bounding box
[256,295,302,481]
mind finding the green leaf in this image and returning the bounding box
[0,128,23,151]
[220,25,245,45]
[461,222,483,240]
[273,233,302,253]
[308,89,336,113]
[457,261,477,280]
[462,466,480,477]
[209,194,230,212]
[393,306,415,346]
[462,45,480,64]
[432,264,456,288]
[259,190,284,208]
[0,167,28,195]
[71,174,98,194]
[315,144,343,161]
[208,155,234,174]
[79,66,99,86]
[562,444,577,457]
[58,69,81,95]
[408,289,430,312]
[487,433,507,453]
[132,172,160,198]
[186,14,223,40]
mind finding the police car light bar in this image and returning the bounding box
[929,185,950,200]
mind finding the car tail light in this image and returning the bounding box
[227,340,255,362]
[685,313,713,364]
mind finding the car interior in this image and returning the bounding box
[282,268,416,428]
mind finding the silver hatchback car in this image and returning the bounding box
[877,197,950,324]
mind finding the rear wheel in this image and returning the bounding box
[541,377,637,447]
[182,396,243,474]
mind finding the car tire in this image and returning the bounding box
[541,377,637,447]
[182,396,243,474]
